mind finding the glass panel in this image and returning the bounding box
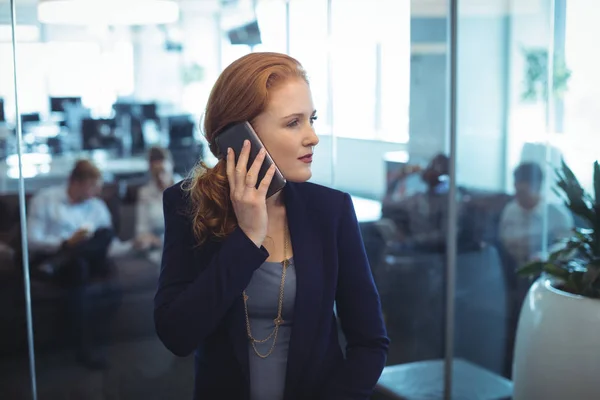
[367,1,450,398]
[0,0,37,397]
[220,1,255,70]
[11,1,227,398]
[330,0,410,143]
[13,0,588,398]
[563,0,600,188]
[254,0,287,54]
[451,0,578,398]
[287,0,333,187]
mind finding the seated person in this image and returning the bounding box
[133,147,181,259]
[382,154,473,252]
[499,162,574,267]
[27,159,121,369]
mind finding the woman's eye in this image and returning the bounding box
[287,119,300,128]
[310,115,318,125]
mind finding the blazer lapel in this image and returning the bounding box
[227,296,250,387]
[283,183,324,399]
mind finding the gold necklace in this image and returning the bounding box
[242,220,290,359]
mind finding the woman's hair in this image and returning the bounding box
[185,52,308,245]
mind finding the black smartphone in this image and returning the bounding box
[215,121,286,198]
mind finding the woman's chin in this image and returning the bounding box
[284,170,312,183]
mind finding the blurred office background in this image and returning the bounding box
[0,0,598,398]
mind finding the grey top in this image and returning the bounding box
[245,257,296,400]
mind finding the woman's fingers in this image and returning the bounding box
[235,140,251,188]
[258,164,276,197]
[227,141,273,198]
[226,147,235,193]
[245,148,266,189]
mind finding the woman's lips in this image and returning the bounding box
[298,154,313,163]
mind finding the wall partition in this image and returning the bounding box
[0,0,37,399]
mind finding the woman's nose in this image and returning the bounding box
[303,126,319,147]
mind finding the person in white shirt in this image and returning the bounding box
[133,147,181,261]
[499,162,574,267]
[27,159,121,370]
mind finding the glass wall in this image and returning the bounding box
[451,0,595,398]
[2,0,595,399]
[0,2,36,398]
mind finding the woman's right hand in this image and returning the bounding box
[226,140,277,247]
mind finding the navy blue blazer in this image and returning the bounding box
[154,180,389,400]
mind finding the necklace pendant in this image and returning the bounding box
[243,293,249,302]
[274,316,284,326]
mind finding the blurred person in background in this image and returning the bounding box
[381,154,475,252]
[499,162,574,266]
[133,146,182,262]
[27,159,122,369]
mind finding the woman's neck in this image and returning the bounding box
[266,191,285,210]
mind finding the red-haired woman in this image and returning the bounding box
[154,52,388,400]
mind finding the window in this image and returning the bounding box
[0,41,133,119]
[46,41,134,115]
[219,0,411,143]
[328,0,410,141]
[379,6,411,143]
[562,0,600,192]
[254,0,287,54]
[288,0,330,135]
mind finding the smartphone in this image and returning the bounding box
[215,121,286,198]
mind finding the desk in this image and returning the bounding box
[376,358,513,400]
[0,153,148,194]
[351,196,382,223]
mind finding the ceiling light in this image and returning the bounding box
[37,0,180,26]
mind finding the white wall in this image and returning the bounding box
[455,14,510,191]
[309,135,407,199]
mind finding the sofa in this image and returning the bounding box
[361,186,518,377]
[0,179,160,358]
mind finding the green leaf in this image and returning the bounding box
[517,261,544,277]
[582,264,600,287]
[565,271,585,293]
[556,160,596,225]
[519,160,600,298]
[543,262,570,280]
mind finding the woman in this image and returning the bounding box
[155,52,389,400]
[134,146,181,258]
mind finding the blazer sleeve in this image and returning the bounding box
[154,187,269,356]
[324,193,390,399]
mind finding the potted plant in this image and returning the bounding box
[512,160,600,400]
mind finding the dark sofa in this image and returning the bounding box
[0,180,159,358]
[362,187,518,377]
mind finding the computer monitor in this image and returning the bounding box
[81,117,117,150]
[167,115,195,141]
[21,113,41,126]
[113,102,137,116]
[49,97,82,113]
[141,102,158,120]
[227,20,262,46]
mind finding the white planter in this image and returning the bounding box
[513,277,600,400]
